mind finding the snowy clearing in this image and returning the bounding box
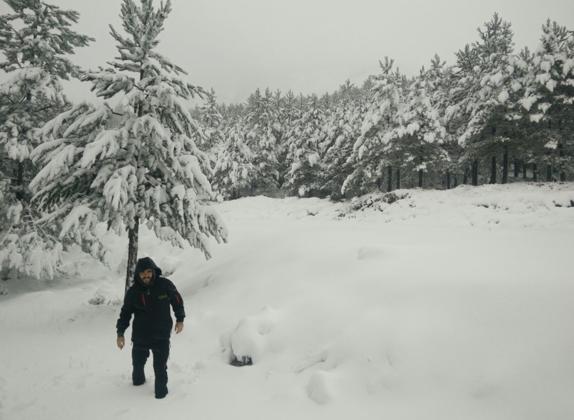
[1,183,574,420]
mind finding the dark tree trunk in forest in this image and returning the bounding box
[523,162,527,179]
[471,160,478,186]
[490,156,497,184]
[387,166,393,192]
[502,146,509,184]
[513,158,519,178]
[533,163,538,182]
[418,170,423,188]
[125,216,140,293]
[558,142,565,182]
[446,171,451,189]
[15,162,25,200]
[463,168,469,185]
[453,175,458,188]
[546,165,553,182]
[396,168,401,190]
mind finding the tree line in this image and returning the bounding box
[0,1,572,282]
[206,14,573,199]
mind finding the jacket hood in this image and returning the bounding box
[133,257,162,287]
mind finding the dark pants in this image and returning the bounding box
[132,339,170,395]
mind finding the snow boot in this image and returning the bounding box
[132,367,146,386]
[155,385,168,399]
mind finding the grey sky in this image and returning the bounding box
[1,0,574,104]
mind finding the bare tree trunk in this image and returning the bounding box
[502,145,508,184]
[418,170,423,188]
[125,216,140,293]
[387,166,393,192]
[513,158,519,178]
[396,168,401,190]
[533,163,538,182]
[490,156,497,184]
[446,171,451,189]
[522,161,527,179]
[471,160,478,186]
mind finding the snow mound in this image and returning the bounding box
[223,306,279,365]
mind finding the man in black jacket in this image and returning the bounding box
[116,257,185,399]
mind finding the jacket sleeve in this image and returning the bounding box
[116,288,134,337]
[166,279,185,322]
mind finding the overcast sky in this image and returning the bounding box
[1,0,574,104]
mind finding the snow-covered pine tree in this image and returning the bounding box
[30,0,227,291]
[519,20,574,181]
[320,81,367,198]
[284,96,326,197]
[244,88,281,193]
[0,0,92,280]
[449,13,516,185]
[343,57,407,195]
[275,90,303,190]
[198,88,224,152]
[213,116,257,199]
[399,56,450,188]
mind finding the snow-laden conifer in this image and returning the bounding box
[30,0,227,290]
[213,117,257,199]
[343,58,407,194]
[284,98,326,197]
[518,20,574,180]
[244,88,282,192]
[319,82,367,198]
[0,0,92,280]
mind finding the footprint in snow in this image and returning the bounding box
[307,371,332,405]
[224,306,279,366]
[357,246,385,260]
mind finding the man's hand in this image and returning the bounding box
[117,336,125,349]
[175,322,184,334]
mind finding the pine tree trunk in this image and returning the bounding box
[522,162,527,179]
[446,171,451,189]
[558,142,565,182]
[463,168,469,185]
[471,160,478,186]
[418,170,423,188]
[513,158,519,178]
[502,145,509,184]
[533,163,538,182]
[490,156,497,184]
[387,166,393,192]
[546,165,553,182]
[124,68,146,293]
[396,168,401,190]
[125,217,140,293]
[15,162,25,200]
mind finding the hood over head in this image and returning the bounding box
[133,257,162,287]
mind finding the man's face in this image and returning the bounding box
[139,268,154,285]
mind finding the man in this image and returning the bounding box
[116,257,185,399]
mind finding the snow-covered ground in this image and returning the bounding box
[1,183,574,420]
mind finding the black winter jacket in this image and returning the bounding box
[116,257,185,343]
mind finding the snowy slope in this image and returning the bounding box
[1,183,574,420]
